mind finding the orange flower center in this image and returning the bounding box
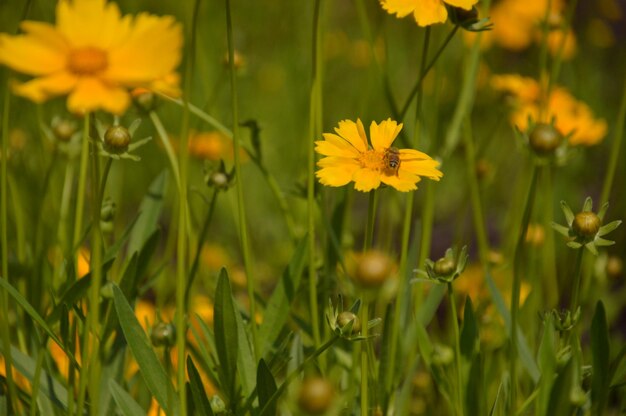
[67,47,108,75]
[358,150,385,171]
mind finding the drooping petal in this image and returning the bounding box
[67,77,130,114]
[381,170,421,192]
[20,21,70,54]
[104,14,182,85]
[412,0,448,26]
[57,0,133,49]
[370,118,403,151]
[0,31,66,76]
[12,71,78,102]
[334,119,368,153]
[352,168,381,192]
[380,0,418,18]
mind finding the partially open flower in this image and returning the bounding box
[552,197,621,255]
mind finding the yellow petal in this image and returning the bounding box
[380,0,418,18]
[0,32,66,76]
[67,78,130,115]
[334,119,368,153]
[412,0,448,26]
[370,118,402,151]
[401,159,443,180]
[316,165,358,187]
[381,170,421,192]
[105,14,182,85]
[443,0,478,11]
[353,168,381,192]
[399,148,431,160]
[317,156,360,168]
[12,71,77,102]
[315,138,360,158]
[57,0,133,49]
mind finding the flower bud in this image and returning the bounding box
[131,88,158,113]
[353,250,393,288]
[52,119,77,142]
[150,322,176,347]
[104,126,131,154]
[100,282,114,299]
[448,5,479,26]
[528,123,563,155]
[297,377,334,415]
[336,311,361,334]
[433,257,456,276]
[572,211,601,238]
[208,171,230,189]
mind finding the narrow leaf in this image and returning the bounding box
[128,171,167,256]
[460,296,478,358]
[591,301,610,415]
[256,359,277,415]
[112,284,177,414]
[214,268,239,402]
[187,356,214,416]
[109,379,147,416]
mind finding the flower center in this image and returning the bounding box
[68,47,108,75]
[358,150,385,171]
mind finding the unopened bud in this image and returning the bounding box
[529,123,563,155]
[572,212,601,238]
[336,311,361,334]
[104,126,131,153]
[298,378,334,415]
[150,322,176,347]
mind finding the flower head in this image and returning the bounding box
[0,0,182,115]
[380,0,479,27]
[315,119,442,192]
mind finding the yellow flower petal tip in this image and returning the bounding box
[315,119,443,193]
[0,0,182,115]
[380,0,478,27]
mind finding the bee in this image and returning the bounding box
[383,147,401,176]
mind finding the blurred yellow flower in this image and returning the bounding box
[380,0,478,27]
[315,119,442,192]
[492,74,607,146]
[0,0,182,115]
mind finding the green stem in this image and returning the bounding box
[308,0,324,356]
[72,116,90,248]
[158,95,298,240]
[87,128,103,416]
[29,344,46,416]
[360,300,370,416]
[448,283,464,416]
[568,248,585,316]
[1,77,17,415]
[510,163,539,412]
[226,0,259,359]
[600,79,626,206]
[546,0,579,101]
[363,190,378,252]
[258,335,340,416]
[149,111,182,191]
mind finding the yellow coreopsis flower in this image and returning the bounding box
[380,0,479,27]
[315,119,443,192]
[0,0,182,115]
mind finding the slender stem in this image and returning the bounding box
[158,96,298,240]
[29,344,46,416]
[308,0,324,355]
[258,335,340,416]
[360,300,370,416]
[87,128,103,416]
[226,0,259,359]
[399,26,459,122]
[0,77,17,415]
[149,111,182,191]
[510,164,539,411]
[546,0,579,101]
[448,283,464,416]
[72,116,90,248]
[568,248,585,315]
[600,79,626,206]
[363,190,377,252]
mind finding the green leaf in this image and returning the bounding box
[128,171,167,256]
[547,358,574,416]
[112,284,177,414]
[214,268,239,403]
[598,220,621,237]
[560,200,574,225]
[466,352,485,416]
[550,222,570,237]
[103,214,140,263]
[591,301,610,415]
[234,300,256,399]
[460,296,478,358]
[0,277,78,366]
[537,315,556,416]
[109,379,147,416]
[256,359,277,416]
[187,356,214,416]
[259,237,307,355]
[485,270,540,383]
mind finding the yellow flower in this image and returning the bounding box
[492,74,607,146]
[0,0,182,115]
[315,119,442,192]
[380,0,479,27]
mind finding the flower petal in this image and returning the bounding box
[352,168,381,192]
[0,30,66,76]
[317,156,360,168]
[380,0,417,18]
[401,159,443,180]
[334,119,368,153]
[12,71,78,102]
[316,165,358,187]
[105,14,182,85]
[67,78,130,115]
[370,118,402,151]
[412,0,448,26]
[381,170,421,192]
[315,136,361,158]
[444,0,478,11]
